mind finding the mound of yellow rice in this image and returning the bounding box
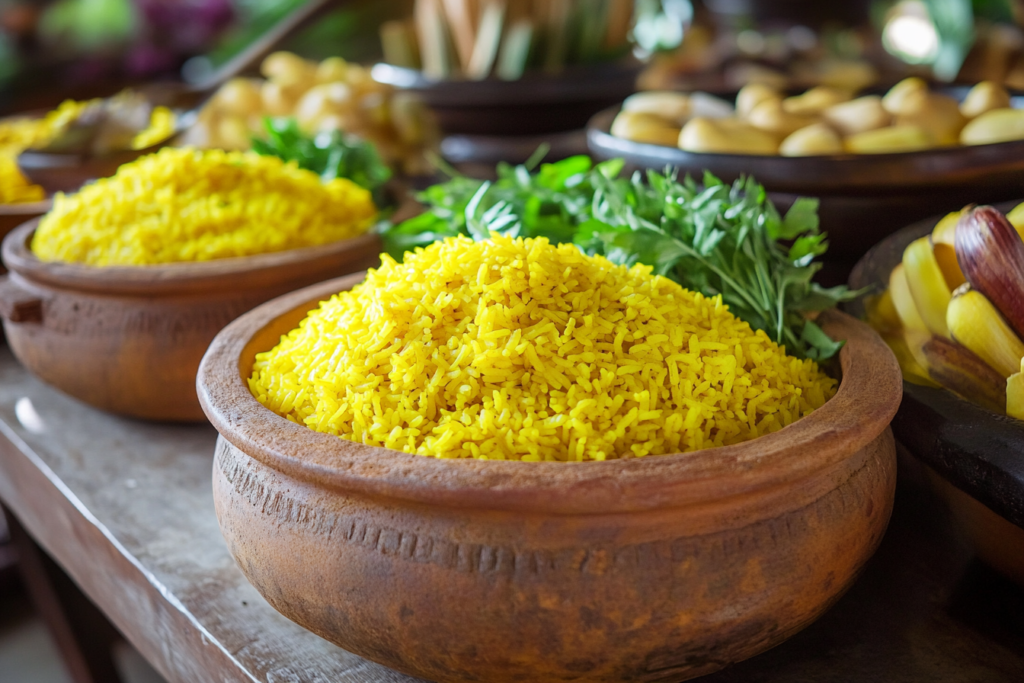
[31,147,376,266]
[249,235,838,461]
[1,100,174,204]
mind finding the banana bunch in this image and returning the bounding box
[873,204,1024,418]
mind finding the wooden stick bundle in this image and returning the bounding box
[383,0,635,80]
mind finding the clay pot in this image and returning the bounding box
[0,221,381,421]
[0,201,50,274]
[198,275,903,683]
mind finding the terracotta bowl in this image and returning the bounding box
[198,275,902,683]
[587,106,1024,277]
[0,220,381,421]
[0,201,51,274]
[849,209,1024,586]
[16,109,193,195]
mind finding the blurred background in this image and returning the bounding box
[3,2,1024,682]
[4,0,1024,116]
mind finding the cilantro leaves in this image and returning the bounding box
[380,155,860,360]
[251,118,392,204]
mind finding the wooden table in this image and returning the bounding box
[0,344,1022,683]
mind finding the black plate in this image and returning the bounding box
[847,204,1024,529]
[586,104,1024,195]
[372,61,642,137]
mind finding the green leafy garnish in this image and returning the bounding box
[251,118,392,203]
[380,155,861,360]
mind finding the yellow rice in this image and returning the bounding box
[249,235,837,462]
[31,147,377,266]
[0,100,174,204]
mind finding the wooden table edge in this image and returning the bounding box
[0,418,261,683]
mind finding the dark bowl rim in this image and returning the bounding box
[370,59,644,107]
[586,106,1024,195]
[197,273,902,515]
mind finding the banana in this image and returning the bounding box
[1007,357,1024,420]
[902,236,952,337]
[866,290,901,332]
[880,329,939,386]
[1004,201,1024,240]
[889,263,929,332]
[905,329,1006,412]
[947,285,1024,378]
[931,210,968,289]
[931,210,963,246]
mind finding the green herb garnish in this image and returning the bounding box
[251,118,392,203]
[381,155,860,360]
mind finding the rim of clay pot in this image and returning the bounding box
[0,199,52,216]
[198,274,902,515]
[1,219,383,296]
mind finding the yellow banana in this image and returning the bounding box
[866,290,901,333]
[1007,357,1024,419]
[931,210,962,246]
[1005,201,1024,241]
[930,210,968,289]
[947,286,1024,378]
[880,329,938,387]
[933,242,966,290]
[903,236,952,337]
[889,263,929,332]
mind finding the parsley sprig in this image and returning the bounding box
[381,155,860,360]
[252,118,392,204]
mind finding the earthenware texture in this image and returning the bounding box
[199,275,903,683]
[0,221,381,421]
[0,201,50,274]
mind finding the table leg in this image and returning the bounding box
[2,503,125,683]
[0,507,19,594]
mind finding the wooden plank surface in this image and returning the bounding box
[0,344,1021,682]
[0,346,420,683]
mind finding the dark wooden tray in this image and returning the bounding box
[847,204,1024,530]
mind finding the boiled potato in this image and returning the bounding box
[822,96,890,136]
[736,83,780,117]
[882,77,929,115]
[960,108,1024,145]
[895,91,965,146]
[960,81,1011,119]
[779,123,844,156]
[845,125,931,153]
[262,51,316,88]
[688,92,734,120]
[783,86,851,115]
[622,91,691,126]
[316,56,349,83]
[216,116,252,150]
[261,81,304,116]
[213,78,262,116]
[611,111,681,146]
[678,117,778,154]
[295,82,354,128]
[747,98,818,137]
